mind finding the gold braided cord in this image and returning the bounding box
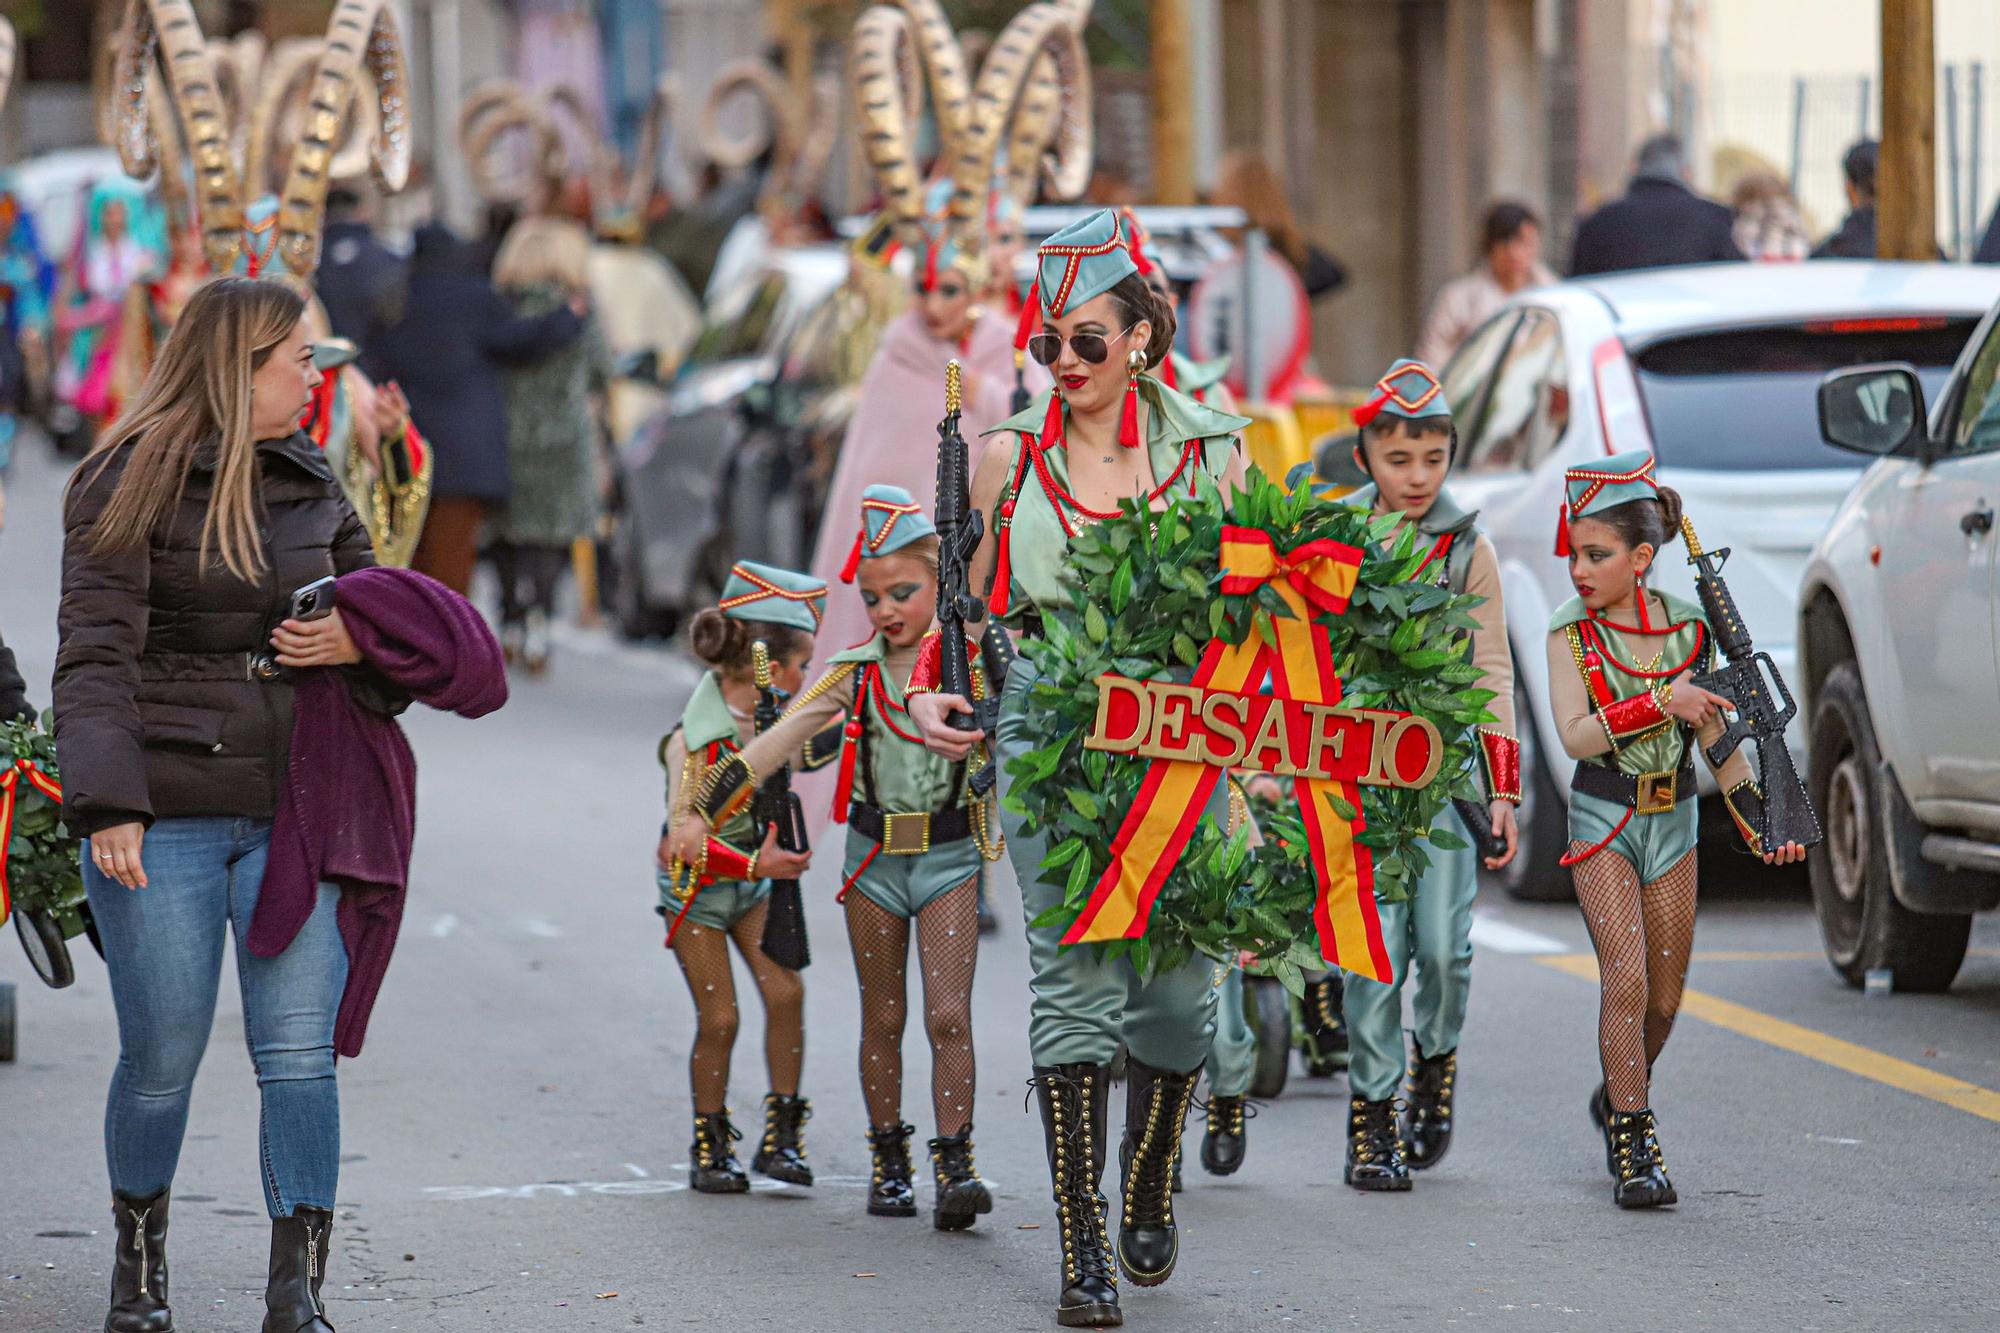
[781,662,859,721]
[967,664,1005,861]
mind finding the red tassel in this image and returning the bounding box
[923,238,940,293]
[1160,353,1177,390]
[1117,372,1141,448]
[1039,391,1064,449]
[1013,279,1041,353]
[988,499,1015,617]
[831,715,863,823]
[1553,504,1571,558]
[1636,574,1653,631]
[839,530,864,583]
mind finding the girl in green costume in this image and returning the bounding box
[673,485,1003,1232]
[655,561,822,1195]
[1547,450,1806,1210]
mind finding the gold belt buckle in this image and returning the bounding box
[882,811,932,855]
[1635,769,1678,816]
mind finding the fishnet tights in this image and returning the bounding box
[1569,846,1699,1112]
[845,877,980,1137]
[669,900,805,1113]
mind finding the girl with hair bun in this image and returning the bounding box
[655,560,824,1195]
[1547,449,1806,1212]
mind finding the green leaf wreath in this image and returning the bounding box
[1002,468,1495,990]
[1,714,87,936]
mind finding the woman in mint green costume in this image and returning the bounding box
[908,208,1249,1329]
[1547,450,1806,1213]
[655,560,822,1196]
[677,484,1002,1233]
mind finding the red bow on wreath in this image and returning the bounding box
[0,758,64,925]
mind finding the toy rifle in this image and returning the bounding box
[750,641,811,970]
[1451,797,1509,863]
[1682,517,1823,852]
[935,360,1004,797]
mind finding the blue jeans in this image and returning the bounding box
[85,817,347,1218]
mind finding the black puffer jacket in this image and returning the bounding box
[55,432,377,835]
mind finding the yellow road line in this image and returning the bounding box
[1534,953,2000,1125]
[1686,948,2000,964]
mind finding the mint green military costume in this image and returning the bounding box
[1203,968,1256,1097]
[659,671,773,930]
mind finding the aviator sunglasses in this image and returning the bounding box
[1026,323,1139,367]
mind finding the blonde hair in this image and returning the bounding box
[493,215,592,295]
[1213,151,1307,270]
[75,278,306,581]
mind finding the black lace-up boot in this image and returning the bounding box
[928,1127,994,1231]
[1608,1109,1677,1209]
[752,1093,814,1185]
[1198,1094,1251,1176]
[1115,1058,1198,1287]
[105,1188,173,1332]
[1300,973,1349,1076]
[261,1205,334,1332]
[1032,1064,1120,1328]
[866,1122,918,1217]
[1402,1047,1457,1170]
[1344,1096,1411,1191]
[690,1109,749,1194]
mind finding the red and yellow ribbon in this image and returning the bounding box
[0,757,65,925]
[1064,527,1392,982]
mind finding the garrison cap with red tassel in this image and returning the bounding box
[718,560,828,633]
[838,484,937,583]
[1023,207,1144,452]
[1554,448,1661,559]
[1352,357,1450,431]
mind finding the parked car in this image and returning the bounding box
[1801,297,2000,991]
[1432,261,2000,901]
[604,244,849,638]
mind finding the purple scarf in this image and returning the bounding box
[247,567,507,1057]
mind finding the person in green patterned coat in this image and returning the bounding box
[675,485,1003,1232]
[655,561,823,1194]
[906,208,1251,1329]
[491,217,612,672]
[1547,449,1806,1210]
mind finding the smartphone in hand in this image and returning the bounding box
[289,576,338,623]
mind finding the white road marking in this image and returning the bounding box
[523,917,565,939]
[623,1163,649,1179]
[1470,911,1570,955]
[429,914,459,939]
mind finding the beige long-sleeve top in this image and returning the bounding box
[1457,533,1518,741]
[1415,261,1560,368]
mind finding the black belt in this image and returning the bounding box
[141,651,286,683]
[1571,758,1697,816]
[848,802,973,854]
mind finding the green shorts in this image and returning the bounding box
[841,826,982,919]
[656,872,772,933]
[1566,789,1698,885]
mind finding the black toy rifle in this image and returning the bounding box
[1682,517,1823,852]
[750,641,811,970]
[935,360,1004,796]
[1451,797,1509,863]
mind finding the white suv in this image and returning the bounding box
[1802,304,2000,992]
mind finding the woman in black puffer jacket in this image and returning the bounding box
[56,278,381,1333]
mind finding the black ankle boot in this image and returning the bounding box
[928,1127,994,1231]
[1116,1058,1197,1288]
[1344,1096,1411,1191]
[866,1122,918,1217]
[1300,974,1349,1076]
[752,1093,814,1185]
[1588,1084,1615,1175]
[1402,1047,1457,1171]
[1608,1109,1677,1209]
[1199,1094,1251,1176]
[261,1205,334,1333]
[690,1109,749,1194]
[106,1189,172,1333]
[1032,1063,1120,1328]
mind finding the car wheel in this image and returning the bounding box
[1808,663,1971,993]
[14,908,76,989]
[1245,976,1292,1099]
[1496,679,1573,903]
[609,512,678,641]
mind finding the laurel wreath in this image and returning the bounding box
[1001,468,1494,992]
[1,715,87,934]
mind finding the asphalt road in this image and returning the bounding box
[3,438,1998,1331]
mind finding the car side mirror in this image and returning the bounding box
[1818,363,1928,459]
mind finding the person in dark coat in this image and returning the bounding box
[360,222,585,594]
[1569,134,1745,276]
[54,277,390,1333]
[1812,140,1879,259]
[0,621,32,720]
[313,186,402,346]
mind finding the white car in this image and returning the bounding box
[1436,261,2000,901]
[1801,299,2000,992]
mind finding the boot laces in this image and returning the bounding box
[1349,1098,1405,1164]
[764,1095,810,1153]
[1034,1071,1114,1285]
[1125,1077,1193,1227]
[869,1122,916,1182]
[1206,1094,1258,1136]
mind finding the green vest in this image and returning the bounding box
[827,635,966,814]
[669,671,757,848]
[1548,591,1713,778]
[981,375,1249,623]
[1344,482,1481,594]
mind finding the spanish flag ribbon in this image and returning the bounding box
[0,758,65,926]
[1063,527,1392,981]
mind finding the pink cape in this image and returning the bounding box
[809,309,1044,659]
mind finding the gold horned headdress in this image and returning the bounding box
[847,0,1094,286]
[691,60,841,223]
[459,76,680,241]
[107,0,411,283]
